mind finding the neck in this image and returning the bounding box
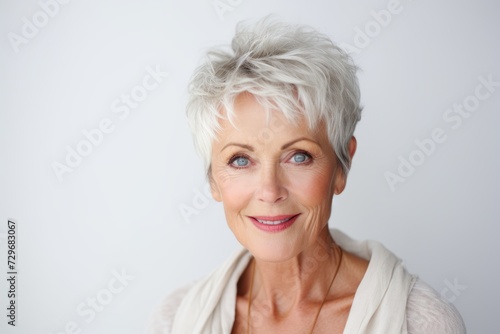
[246,228,342,316]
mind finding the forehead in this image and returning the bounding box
[229,92,292,128]
[214,92,329,147]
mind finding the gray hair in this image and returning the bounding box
[186,17,362,177]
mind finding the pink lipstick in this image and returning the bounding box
[248,214,299,232]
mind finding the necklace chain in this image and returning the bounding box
[246,246,343,334]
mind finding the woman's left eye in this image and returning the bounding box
[290,152,311,164]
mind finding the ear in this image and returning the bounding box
[333,136,357,195]
[347,136,357,159]
[208,168,222,202]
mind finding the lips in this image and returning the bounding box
[248,214,300,232]
[254,216,294,225]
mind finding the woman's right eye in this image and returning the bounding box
[229,156,250,168]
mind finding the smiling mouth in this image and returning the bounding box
[249,214,300,225]
[255,217,293,225]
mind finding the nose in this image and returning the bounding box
[256,164,288,203]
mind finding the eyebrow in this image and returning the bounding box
[220,137,319,152]
[281,137,319,150]
[220,143,254,152]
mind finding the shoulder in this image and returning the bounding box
[145,248,251,333]
[406,278,466,334]
[145,282,195,334]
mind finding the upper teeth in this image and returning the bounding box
[256,217,292,225]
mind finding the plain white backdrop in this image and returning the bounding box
[1,0,498,333]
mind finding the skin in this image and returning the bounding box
[209,92,369,334]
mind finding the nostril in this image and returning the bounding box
[257,182,287,203]
[256,166,288,202]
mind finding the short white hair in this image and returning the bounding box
[186,17,362,177]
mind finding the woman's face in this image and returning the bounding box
[210,92,354,262]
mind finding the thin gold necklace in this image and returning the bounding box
[246,247,343,334]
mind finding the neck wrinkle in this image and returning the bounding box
[249,230,341,318]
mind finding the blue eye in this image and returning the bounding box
[292,152,310,163]
[230,156,250,167]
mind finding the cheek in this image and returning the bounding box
[288,166,335,206]
[215,172,255,213]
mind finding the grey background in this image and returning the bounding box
[1,0,498,333]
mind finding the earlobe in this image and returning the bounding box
[333,172,347,195]
[349,136,357,160]
[333,137,357,195]
[208,171,222,202]
[211,186,222,202]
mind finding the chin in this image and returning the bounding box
[243,236,304,263]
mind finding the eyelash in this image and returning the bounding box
[227,151,313,168]
[228,154,251,168]
[292,150,312,164]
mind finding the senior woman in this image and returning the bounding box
[148,19,466,334]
